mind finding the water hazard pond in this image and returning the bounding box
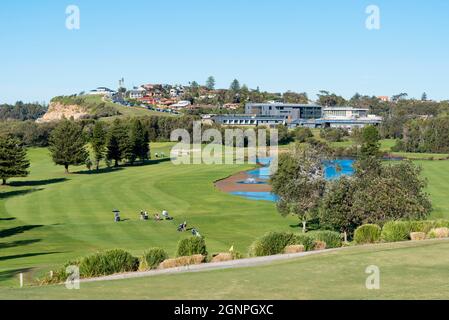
[216,159,356,202]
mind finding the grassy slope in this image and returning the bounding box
[0,145,296,287]
[82,95,176,119]
[2,240,449,299]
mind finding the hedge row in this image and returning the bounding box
[43,236,209,284]
[353,220,449,244]
[382,220,449,242]
[248,231,342,257]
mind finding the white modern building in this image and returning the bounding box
[322,107,369,118]
[318,107,383,129]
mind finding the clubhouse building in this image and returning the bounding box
[208,103,382,129]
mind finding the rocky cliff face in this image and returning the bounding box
[37,102,89,122]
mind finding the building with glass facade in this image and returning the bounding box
[208,103,382,129]
[245,103,322,120]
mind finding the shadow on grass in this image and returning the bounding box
[142,158,172,165]
[74,167,124,175]
[0,268,33,283]
[0,252,62,262]
[9,178,68,187]
[0,218,16,221]
[121,158,172,168]
[0,225,44,238]
[74,158,171,174]
[0,188,43,200]
[0,239,41,249]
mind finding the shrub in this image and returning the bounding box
[139,248,169,271]
[159,255,205,269]
[381,221,412,242]
[79,249,138,278]
[354,224,382,244]
[320,128,345,142]
[409,220,436,234]
[39,259,81,285]
[231,251,243,260]
[294,127,314,143]
[428,228,449,239]
[307,230,342,248]
[248,232,296,257]
[292,233,316,251]
[434,220,449,229]
[177,237,207,257]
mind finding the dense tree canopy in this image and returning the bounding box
[0,102,47,121]
[320,160,432,236]
[393,117,449,154]
[316,91,347,107]
[283,91,308,104]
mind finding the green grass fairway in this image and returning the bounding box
[2,240,449,300]
[0,145,296,287]
[329,138,449,160]
[1,144,449,295]
[418,161,449,219]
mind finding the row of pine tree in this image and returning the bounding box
[50,118,151,173]
[0,118,150,184]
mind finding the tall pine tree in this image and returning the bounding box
[0,136,30,185]
[106,119,129,167]
[49,119,88,173]
[91,121,107,171]
[129,119,149,164]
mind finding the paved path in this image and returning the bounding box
[81,248,342,284]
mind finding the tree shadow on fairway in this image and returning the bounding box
[123,158,172,167]
[74,167,124,175]
[0,268,33,283]
[9,178,68,187]
[0,239,41,249]
[0,225,44,238]
[144,158,172,165]
[0,252,62,262]
[0,218,16,221]
[0,188,43,200]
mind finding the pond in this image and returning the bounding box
[230,191,280,202]
[324,159,356,180]
[229,158,356,202]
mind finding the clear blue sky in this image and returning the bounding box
[1,0,448,104]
